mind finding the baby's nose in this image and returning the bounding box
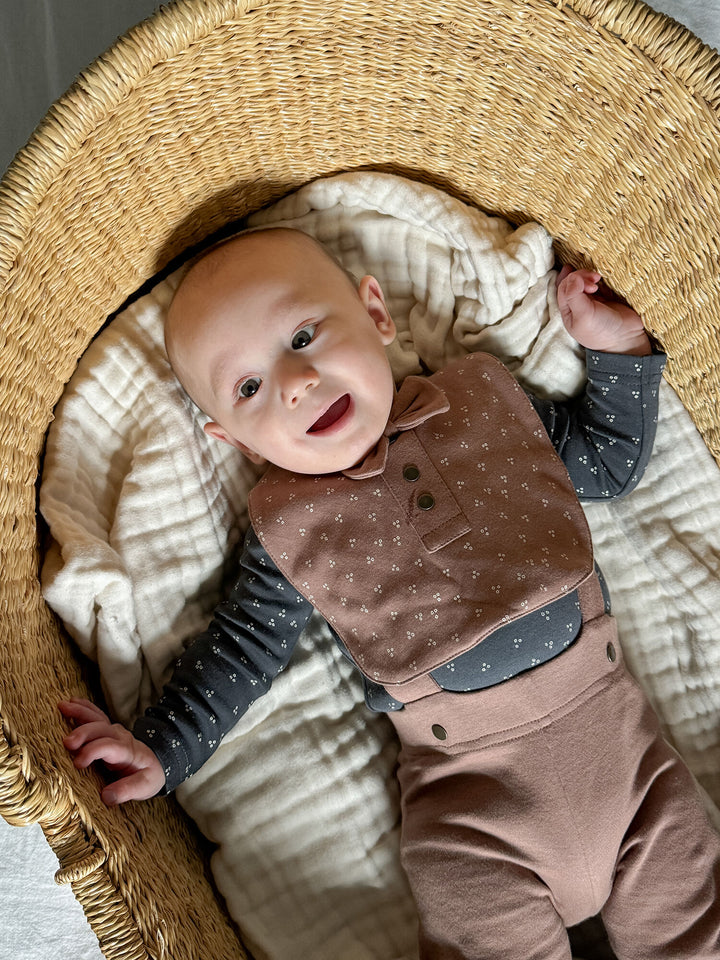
[281,363,319,406]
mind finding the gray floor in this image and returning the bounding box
[0,2,718,958]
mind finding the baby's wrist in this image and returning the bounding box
[594,330,652,356]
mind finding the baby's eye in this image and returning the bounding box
[291,325,317,350]
[237,376,262,399]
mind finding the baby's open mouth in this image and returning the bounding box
[308,394,351,433]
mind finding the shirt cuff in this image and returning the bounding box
[586,348,666,380]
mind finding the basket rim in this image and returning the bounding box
[1,0,719,277]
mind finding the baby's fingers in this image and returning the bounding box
[102,767,166,806]
[555,264,573,288]
[575,269,601,289]
[555,266,601,293]
[63,719,117,752]
[59,698,110,726]
[71,736,135,772]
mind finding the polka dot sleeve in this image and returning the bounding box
[529,350,666,501]
[133,526,313,793]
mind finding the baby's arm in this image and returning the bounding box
[59,698,165,806]
[557,266,651,356]
[60,526,314,804]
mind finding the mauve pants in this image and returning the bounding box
[390,579,720,959]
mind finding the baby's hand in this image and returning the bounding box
[556,266,651,356]
[59,698,165,806]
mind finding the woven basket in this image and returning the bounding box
[1,0,719,957]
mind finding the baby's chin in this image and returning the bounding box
[274,450,369,476]
[259,422,388,475]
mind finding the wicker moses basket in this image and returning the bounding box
[1,0,720,957]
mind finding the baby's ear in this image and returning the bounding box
[203,421,266,464]
[358,275,396,345]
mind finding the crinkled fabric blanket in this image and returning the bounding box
[40,172,720,960]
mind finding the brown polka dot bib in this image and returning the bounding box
[249,353,593,692]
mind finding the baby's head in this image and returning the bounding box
[165,228,397,475]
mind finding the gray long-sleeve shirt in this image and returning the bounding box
[135,350,666,791]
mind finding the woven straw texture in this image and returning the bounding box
[1,0,720,957]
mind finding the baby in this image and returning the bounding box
[61,228,720,959]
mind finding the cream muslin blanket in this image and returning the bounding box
[40,173,720,960]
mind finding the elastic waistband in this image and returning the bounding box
[389,607,623,751]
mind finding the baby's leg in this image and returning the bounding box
[398,771,573,960]
[601,727,720,958]
[390,686,601,960]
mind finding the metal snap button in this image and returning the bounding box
[431,724,448,741]
[403,464,420,482]
[417,493,435,511]
[606,642,617,663]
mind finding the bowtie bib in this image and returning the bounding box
[249,353,593,694]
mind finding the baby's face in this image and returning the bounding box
[166,230,397,475]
